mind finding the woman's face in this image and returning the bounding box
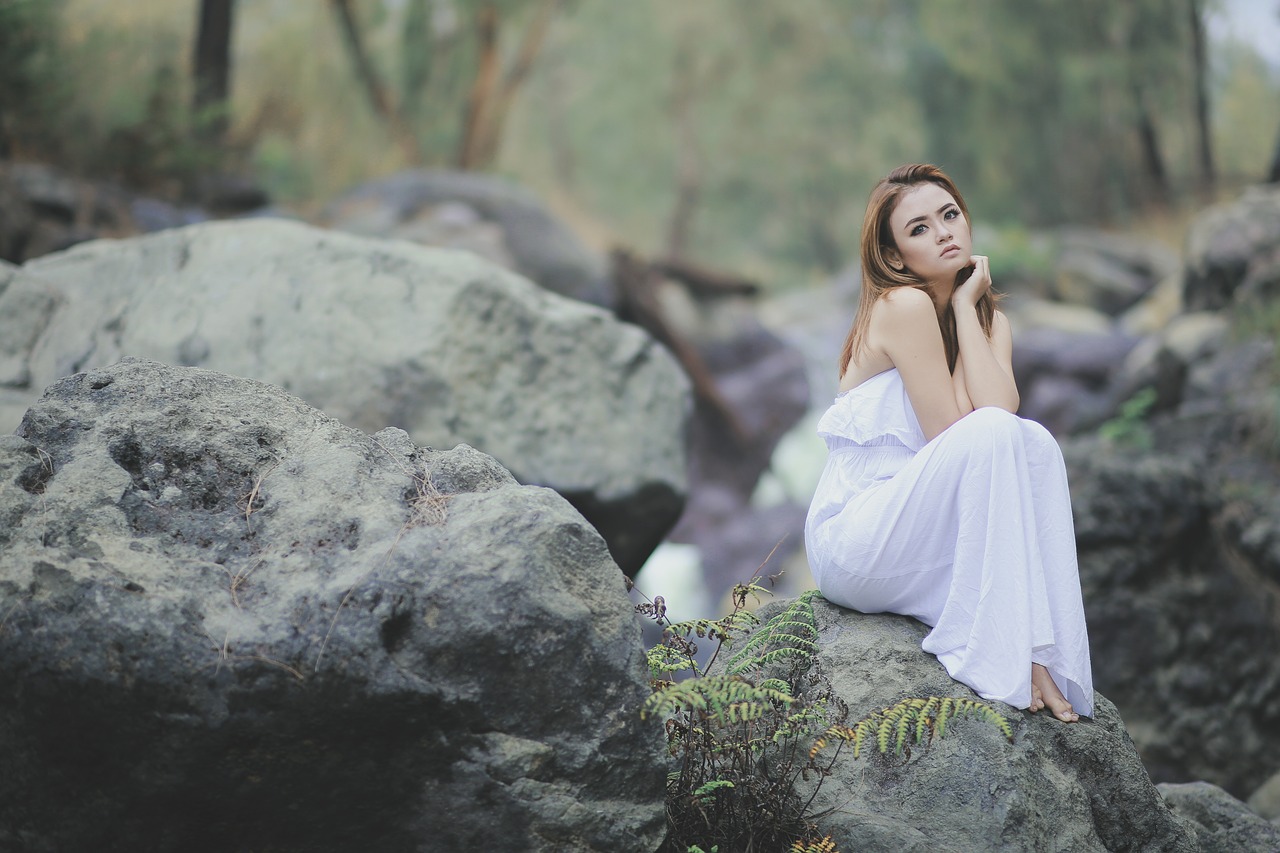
[885,182,971,285]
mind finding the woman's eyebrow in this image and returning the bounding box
[903,203,955,230]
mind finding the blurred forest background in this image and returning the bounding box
[3,0,1279,287]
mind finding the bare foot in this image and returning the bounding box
[1031,663,1078,722]
[1029,682,1045,713]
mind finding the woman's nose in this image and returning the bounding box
[937,220,952,241]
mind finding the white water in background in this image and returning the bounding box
[635,277,856,617]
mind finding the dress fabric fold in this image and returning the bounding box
[804,368,1094,716]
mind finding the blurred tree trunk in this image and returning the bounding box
[192,0,235,142]
[458,0,558,170]
[400,0,433,123]
[663,38,730,261]
[1269,123,1280,183]
[331,0,421,165]
[1187,0,1215,195]
[1132,83,1169,206]
[545,52,577,189]
[665,43,702,262]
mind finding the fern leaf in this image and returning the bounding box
[646,643,697,679]
[790,837,839,853]
[725,590,822,675]
[894,703,916,753]
[644,674,796,727]
[810,695,1012,760]
[937,697,954,738]
[915,696,938,743]
[692,778,735,804]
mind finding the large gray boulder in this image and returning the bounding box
[1052,227,1176,316]
[0,220,689,574]
[1183,185,1280,310]
[785,599,1199,852]
[1063,440,1280,799]
[1159,783,1280,852]
[320,169,614,309]
[0,358,666,852]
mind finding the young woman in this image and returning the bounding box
[804,163,1093,722]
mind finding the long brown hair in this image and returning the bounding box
[837,163,999,376]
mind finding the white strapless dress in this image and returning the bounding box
[804,368,1094,716]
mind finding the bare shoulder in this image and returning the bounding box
[880,285,934,310]
[874,286,937,332]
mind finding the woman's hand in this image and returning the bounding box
[951,255,992,311]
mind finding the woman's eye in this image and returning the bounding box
[944,208,959,220]
[911,224,926,236]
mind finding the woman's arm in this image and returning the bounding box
[868,287,965,441]
[953,257,1019,412]
[951,351,974,413]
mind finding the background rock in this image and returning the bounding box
[1159,782,1280,852]
[1063,436,1280,799]
[1183,185,1280,311]
[0,160,251,265]
[321,169,614,309]
[1052,227,1176,316]
[1245,770,1280,821]
[0,219,689,574]
[782,598,1199,852]
[0,358,666,852]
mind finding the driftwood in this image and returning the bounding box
[652,256,761,299]
[611,248,751,445]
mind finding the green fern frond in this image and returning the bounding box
[665,617,726,640]
[646,643,697,679]
[726,590,822,675]
[809,695,1012,760]
[692,779,735,804]
[643,674,796,726]
[665,609,762,648]
[732,579,772,608]
[772,703,829,743]
[757,678,792,696]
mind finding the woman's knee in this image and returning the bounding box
[958,407,1064,461]
[951,406,1022,441]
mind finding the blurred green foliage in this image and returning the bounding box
[3,0,1278,285]
[1098,387,1157,450]
[1,0,235,195]
[0,0,71,156]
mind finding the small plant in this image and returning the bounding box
[1098,386,1157,450]
[810,696,1013,761]
[635,578,1012,852]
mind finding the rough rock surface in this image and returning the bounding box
[784,598,1199,852]
[0,219,689,574]
[1063,429,1280,799]
[1159,782,1280,852]
[320,169,614,308]
[0,359,666,852]
[1183,185,1280,311]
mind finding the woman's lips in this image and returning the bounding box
[941,244,962,258]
